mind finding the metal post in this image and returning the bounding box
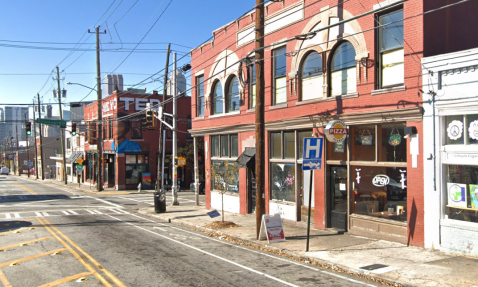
[194,136,199,206]
[15,124,19,175]
[33,100,39,180]
[37,93,45,180]
[255,0,265,238]
[24,114,30,178]
[306,170,313,252]
[172,52,179,205]
[56,67,67,185]
[161,129,166,190]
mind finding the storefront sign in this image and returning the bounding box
[258,214,285,243]
[389,128,402,146]
[325,120,348,142]
[469,120,478,140]
[447,183,467,208]
[372,174,390,187]
[447,120,463,140]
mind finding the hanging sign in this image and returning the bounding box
[325,120,348,142]
[469,120,478,140]
[447,120,463,140]
[447,183,467,208]
[258,214,285,243]
[389,128,402,146]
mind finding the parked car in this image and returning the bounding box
[190,181,205,194]
[1,167,9,175]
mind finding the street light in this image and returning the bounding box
[66,82,98,92]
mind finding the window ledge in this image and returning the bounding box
[195,116,205,121]
[371,85,406,96]
[211,190,239,197]
[270,199,295,206]
[209,111,240,118]
[269,103,288,110]
[296,93,359,105]
[246,108,256,113]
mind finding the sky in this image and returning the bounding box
[0,0,255,106]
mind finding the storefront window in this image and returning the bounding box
[445,114,478,145]
[379,123,407,162]
[231,135,238,157]
[221,135,229,157]
[445,165,478,223]
[271,132,282,158]
[351,166,407,222]
[211,134,238,158]
[326,140,347,161]
[284,132,295,159]
[352,125,375,161]
[211,160,239,193]
[298,130,312,159]
[211,136,220,157]
[271,163,296,202]
[125,154,149,185]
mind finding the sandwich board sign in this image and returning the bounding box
[258,214,285,243]
[302,137,323,171]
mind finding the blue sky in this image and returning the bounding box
[0,0,255,105]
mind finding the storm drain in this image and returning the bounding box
[360,264,398,274]
[360,264,389,270]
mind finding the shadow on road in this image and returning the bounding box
[0,220,33,232]
[0,194,71,203]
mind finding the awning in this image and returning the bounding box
[67,152,83,163]
[236,147,255,168]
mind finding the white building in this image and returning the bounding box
[423,48,478,256]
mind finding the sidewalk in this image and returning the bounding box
[138,204,478,287]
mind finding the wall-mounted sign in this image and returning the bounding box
[447,183,467,208]
[447,120,463,140]
[469,120,478,140]
[325,120,348,142]
[372,174,390,187]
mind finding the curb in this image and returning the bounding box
[137,207,407,287]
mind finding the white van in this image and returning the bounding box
[1,167,9,175]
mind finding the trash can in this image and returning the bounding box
[154,191,166,213]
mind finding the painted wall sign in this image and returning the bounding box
[119,97,160,112]
[447,183,467,208]
[258,214,285,243]
[469,120,478,140]
[447,120,463,140]
[372,174,390,187]
[325,120,348,142]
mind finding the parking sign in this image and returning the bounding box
[302,137,323,170]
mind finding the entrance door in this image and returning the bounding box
[329,166,347,230]
[247,168,256,213]
[107,155,115,186]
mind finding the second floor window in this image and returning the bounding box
[109,119,113,140]
[378,9,404,88]
[196,75,205,117]
[273,47,287,105]
[212,81,223,115]
[226,76,240,112]
[331,41,357,96]
[301,51,323,101]
[249,60,256,109]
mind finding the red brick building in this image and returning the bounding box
[84,89,192,190]
[190,0,427,246]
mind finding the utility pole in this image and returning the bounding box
[33,100,39,179]
[89,26,106,192]
[172,52,179,205]
[255,0,265,238]
[24,113,30,178]
[15,123,19,175]
[37,93,45,180]
[56,66,67,185]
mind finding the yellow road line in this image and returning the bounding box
[41,217,127,287]
[38,271,94,287]
[0,225,41,236]
[0,248,67,268]
[0,268,12,287]
[36,217,113,287]
[11,181,37,194]
[0,236,53,250]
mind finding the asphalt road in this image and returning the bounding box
[0,175,380,287]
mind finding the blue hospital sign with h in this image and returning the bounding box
[302,137,323,171]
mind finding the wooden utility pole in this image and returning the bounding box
[56,66,67,185]
[33,100,39,179]
[89,26,106,192]
[37,93,45,180]
[24,113,30,178]
[255,0,265,237]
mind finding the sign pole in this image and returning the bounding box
[306,170,313,252]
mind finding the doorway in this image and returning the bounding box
[328,166,347,230]
[107,154,115,187]
[247,168,257,214]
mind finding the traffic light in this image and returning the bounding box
[146,109,155,127]
[26,122,32,135]
[71,123,77,136]
[103,158,108,164]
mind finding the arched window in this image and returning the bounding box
[330,41,356,96]
[301,51,323,101]
[212,81,223,115]
[226,76,240,112]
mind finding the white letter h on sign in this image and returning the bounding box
[305,139,320,159]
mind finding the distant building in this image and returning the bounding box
[167,69,187,95]
[103,74,124,97]
[0,106,29,143]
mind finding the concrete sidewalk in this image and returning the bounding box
[138,204,478,287]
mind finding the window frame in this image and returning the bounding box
[249,58,256,109]
[108,118,113,140]
[211,80,224,115]
[210,134,238,159]
[376,7,404,89]
[273,46,288,105]
[300,51,323,101]
[124,153,149,185]
[196,75,205,117]
[226,75,240,113]
[329,41,357,97]
[131,119,142,139]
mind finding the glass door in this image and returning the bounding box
[329,166,347,230]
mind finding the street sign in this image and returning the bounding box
[76,157,84,165]
[76,165,84,171]
[302,137,323,171]
[177,157,186,167]
[36,118,67,128]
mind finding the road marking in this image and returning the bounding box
[14,213,20,218]
[36,217,113,287]
[106,214,300,287]
[87,210,96,214]
[87,196,123,209]
[61,211,70,215]
[93,210,103,214]
[11,181,37,194]
[5,214,11,219]
[38,272,94,287]
[42,212,50,216]
[40,217,127,287]
[68,210,78,215]
[0,236,54,250]
[35,212,42,217]
[0,247,67,267]
[0,269,12,287]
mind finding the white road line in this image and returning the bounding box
[42,212,49,216]
[14,213,20,218]
[87,196,123,209]
[109,209,122,214]
[93,210,103,215]
[61,211,70,215]
[35,212,42,217]
[5,214,11,219]
[106,214,300,287]
[112,209,130,214]
[87,210,96,214]
[68,210,78,215]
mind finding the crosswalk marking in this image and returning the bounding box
[87,210,96,214]
[42,212,50,216]
[1,208,132,219]
[61,210,70,215]
[68,210,78,215]
[35,212,42,217]
[5,213,11,219]
[14,213,20,218]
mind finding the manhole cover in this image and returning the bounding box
[360,264,389,270]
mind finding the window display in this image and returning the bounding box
[445,165,478,223]
[125,154,149,185]
[271,163,296,202]
[210,160,239,193]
